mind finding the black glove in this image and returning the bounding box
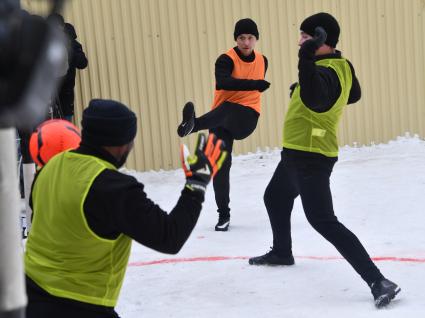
[313,26,327,47]
[299,26,328,59]
[289,82,298,98]
[255,79,270,92]
[180,133,227,194]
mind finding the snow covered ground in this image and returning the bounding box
[117,136,425,317]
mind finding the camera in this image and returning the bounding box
[0,0,67,130]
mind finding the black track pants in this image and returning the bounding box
[26,277,120,318]
[264,151,384,285]
[194,102,259,215]
[194,101,259,140]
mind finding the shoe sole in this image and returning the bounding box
[248,260,295,266]
[375,287,401,308]
[177,102,195,137]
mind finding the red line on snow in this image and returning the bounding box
[128,255,425,267]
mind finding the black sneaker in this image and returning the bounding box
[177,102,195,137]
[248,249,295,266]
[370,278,400,308]
[215,215,230,231]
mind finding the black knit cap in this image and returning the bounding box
[233,18,259,40]
[81,99,137,146]
[300,12,340,47]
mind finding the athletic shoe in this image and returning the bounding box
[370,278,400,308]
[248,249,295,266]
[215,215,230,231]
[177,102,195,137]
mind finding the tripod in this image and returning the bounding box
[49,93,65,119]
[16,94,65,238]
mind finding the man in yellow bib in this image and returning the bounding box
[177,18,270,231]
[25,99,226,318]
[248,13,400,308]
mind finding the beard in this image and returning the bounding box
[117,149,131,168]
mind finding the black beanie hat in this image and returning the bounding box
[81,99,137,146]
[233,18,259,40]
[300,12,340,47]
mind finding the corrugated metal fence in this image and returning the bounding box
[22,0,425,171]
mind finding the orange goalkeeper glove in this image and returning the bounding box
[180,133,227,194]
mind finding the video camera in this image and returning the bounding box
[0,0,67,130]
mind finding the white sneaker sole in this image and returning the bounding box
[215,221,230,231]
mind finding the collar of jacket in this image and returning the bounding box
[233,46,256,62]
[314,50,342,61]
[73,143,120,168]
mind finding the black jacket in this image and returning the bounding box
[77,144,204,254]
[214,46,268,91]
[27,143,204,314]
[284,43,361,161]
[297,41,361,112]
[58,23,88,116]
[30,143,205,253]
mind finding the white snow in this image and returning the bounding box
[117,135,425,317]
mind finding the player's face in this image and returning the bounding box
[117,141,134,167]
[236,34,257,56]
[298,31,313,46]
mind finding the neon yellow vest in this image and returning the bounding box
[282,58,352,157]
[25,152,132,307]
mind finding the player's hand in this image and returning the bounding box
[180,133,227,193]
[289,82,298,98]
[299,26,328,59]
[256,80,271,92]
[313,26,327,47]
